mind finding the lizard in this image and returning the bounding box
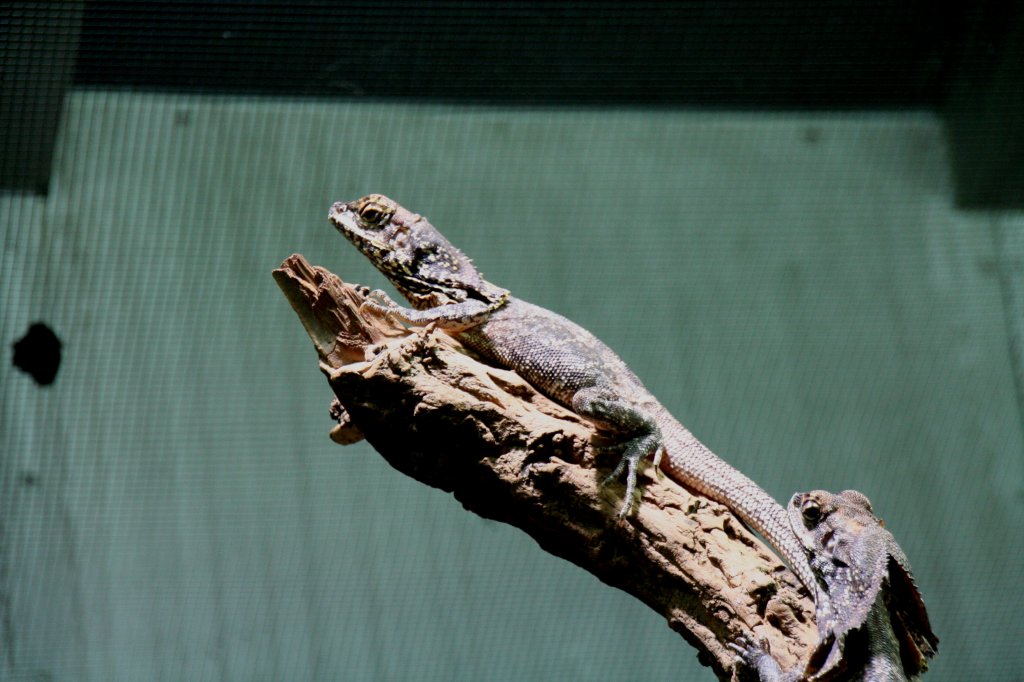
[731,489,938,681]
[328,193,817,596]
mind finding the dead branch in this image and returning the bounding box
[274,253,816,680]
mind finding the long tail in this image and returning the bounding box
[658,415,816,596]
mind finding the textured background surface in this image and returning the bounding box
[2,92,1022,680]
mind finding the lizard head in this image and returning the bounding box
[788,489,881,564]
[787,489,938,675]
[329,194,496,308]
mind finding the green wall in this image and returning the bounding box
[2,91,1021,680]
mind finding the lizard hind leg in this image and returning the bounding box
[571,388,664,518]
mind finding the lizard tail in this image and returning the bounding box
[658,420,817,597]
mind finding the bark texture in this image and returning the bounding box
[274,254,816,680]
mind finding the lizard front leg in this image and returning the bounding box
[360,289,501,331]
[572,387,664,517]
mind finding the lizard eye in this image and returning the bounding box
[354,195,396,228]
[801,500,822,524]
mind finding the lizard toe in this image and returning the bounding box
[601,433,661,517]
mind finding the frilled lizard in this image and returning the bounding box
[732,489,938,681]
[328,193,817,595]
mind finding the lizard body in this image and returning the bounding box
[329,194,816,594]
[733,490,938,681]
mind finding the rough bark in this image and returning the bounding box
[274,254,817,680]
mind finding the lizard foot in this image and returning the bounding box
[728,633,766,664]
[569,388,663,518]
[601,432,662,518]
[359,289,407,324]
[729,634,792,682]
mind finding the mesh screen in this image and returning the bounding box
[2,3,1022,681]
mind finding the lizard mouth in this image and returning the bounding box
[328,200,359,230]
[329,202,403,271]
[330,202,377,242]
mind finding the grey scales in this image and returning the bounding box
[732,490,938,681]
[329,193,817,596]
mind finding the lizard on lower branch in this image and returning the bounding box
[329,193,817,595]
[732,490,938,681]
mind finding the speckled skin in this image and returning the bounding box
[734,490,938,681]
[329,194,816,594]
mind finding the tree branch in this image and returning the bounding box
[274,254,816,680]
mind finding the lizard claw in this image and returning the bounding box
[601,456,635,517]
[601,432,661,518]
[729,634,788,679]
[360,289,404,321]
[728,633,767,660]
[365,288,396,307]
